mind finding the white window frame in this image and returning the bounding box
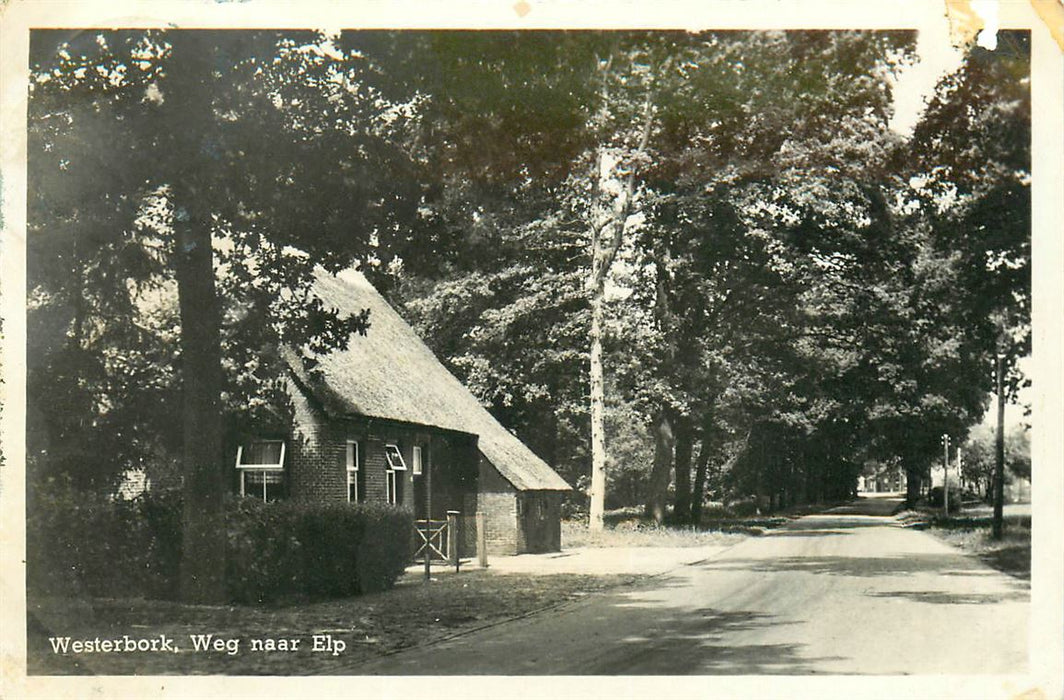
[384,443,406,505]
[346,440,360,503]
[386,468,398,505]
[384,443,407,471]
[236,440,285,502]
[411,445,423,476]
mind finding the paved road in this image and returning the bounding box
[349,498,1029,675]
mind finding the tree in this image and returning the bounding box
[961,423,1030,500]
[352,32,662,527]
[617,30,918,518]
[907,33,1030,384]
[895,33,1031,504]
[386,30,926,522]
[28,30,422,601]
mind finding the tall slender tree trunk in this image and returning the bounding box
[643,244,681,524]
[673,416,692,523]
[689,407,715,523]
[992,354,1006,539]
[645,410,675,523]
[588,285,608,531]
[585,81,655,531]
[690,445,710,525]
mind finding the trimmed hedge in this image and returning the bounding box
[27,480,413,604]
[226,498,412,603]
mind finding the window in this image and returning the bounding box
[411,446,423,476]
[386,468,399,505]
[237,440,285,502]
[384,443,405,505]
[346,441,365,503]
[384,444,407,470]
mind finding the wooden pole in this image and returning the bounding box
[447,510,459,571]
[957,447,963,499]
[476,511,488,569]
[943,434,950,515]
[424,445,432,581]
[993,355,1006,539]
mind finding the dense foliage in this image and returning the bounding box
[26,29,1031,582]
[27,481,413,604]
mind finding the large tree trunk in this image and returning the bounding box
[173,194,228,604]
[165,33,228,604]
[673,415,692,523]
[905,466,922,507]
[645,411,675,524]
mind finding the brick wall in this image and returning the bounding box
[477,454,519,555]
[287,378,346,503]
[264,382,551,560]
[475,457,564,555]
[283,382,480,519]
[361,424,428,510]
[477,491,519,555]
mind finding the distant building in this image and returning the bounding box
[858,461,906,493]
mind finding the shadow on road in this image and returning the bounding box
[580,603,845,674]
[781,515,899,531]
[866,590,1029,605]
[764,530,854,538]
[696,553,988,578]
[435,603,846,675]
[609,607,814,675]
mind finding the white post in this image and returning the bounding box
[943,434,950,515]
[956,447,963,498]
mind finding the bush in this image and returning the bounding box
[929,485,964,514]
[226,498,306,604]
[727,500,761,518]
[28,481,414,605]
[138,490,183,599]
[27,479,167,598]
[355,504,415,594]
[227,499,412,603]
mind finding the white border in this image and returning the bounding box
[1,2,1061,699]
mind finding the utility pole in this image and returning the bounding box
[942,434,950,515]
[992,355,1006,539]
[956,446,963,497]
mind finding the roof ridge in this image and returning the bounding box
[299,268,571,492]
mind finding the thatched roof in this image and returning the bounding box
[288,268,570,492]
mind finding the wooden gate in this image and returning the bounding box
[414,519,450,562]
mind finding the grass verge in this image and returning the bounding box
[561,519,748,549]
[28,569,645,676]
[897,509,1031,580]
[561,500,857,548]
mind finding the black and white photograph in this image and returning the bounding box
[1,1,1061,698]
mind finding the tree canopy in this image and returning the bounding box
[27,29,1031,566]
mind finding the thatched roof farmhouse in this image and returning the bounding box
[235,268,570,556]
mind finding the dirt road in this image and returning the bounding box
[346,497,1029,675]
